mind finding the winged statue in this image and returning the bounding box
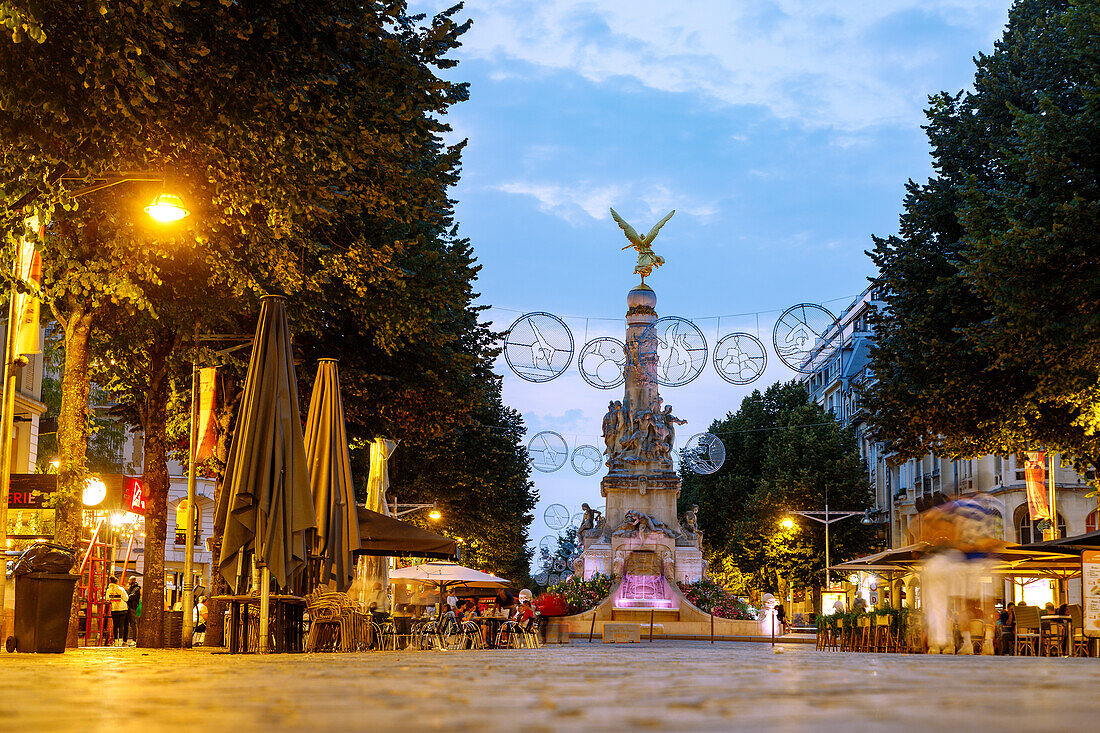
[609,207,675,282]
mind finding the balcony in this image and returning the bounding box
[174,528,201,547]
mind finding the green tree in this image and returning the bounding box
[680,381,875,597]
[389,382,537,583]
[866,0,1100,472]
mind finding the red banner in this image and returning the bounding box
[1024,451,1050,522]
[195,367,218,462]
[124,477,146,515]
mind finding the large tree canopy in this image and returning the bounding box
[680,381,875,595]
[866,0,1100,468]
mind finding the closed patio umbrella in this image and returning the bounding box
[304,359,360,591]
[214,295,316,651]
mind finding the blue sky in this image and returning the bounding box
[409,0,1014,554]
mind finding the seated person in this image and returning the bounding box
[459,599,480,623]
[517,600,536,631]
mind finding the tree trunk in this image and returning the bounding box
[204,379,239,647]
[136,337,174,648]
[54,302,94,648]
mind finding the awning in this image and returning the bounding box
[355,506,457,560]
[1014,529,1100,555]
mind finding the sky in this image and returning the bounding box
[408,0,1015,560]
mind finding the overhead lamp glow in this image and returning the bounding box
[779,517,795,530]
[82,477,107,507]
[144,193,189,223]
[428,509,442,521]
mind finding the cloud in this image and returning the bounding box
[416,0,1011,131]
[494,179,719,224]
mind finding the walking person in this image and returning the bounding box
[106,576,129,647]
[126,576,141,646]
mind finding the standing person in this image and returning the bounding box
[192,596,208,646]
[106,576,129,647]
[126,576,141,646]
[494,588,516,618]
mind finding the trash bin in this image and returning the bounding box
[10,573,79,653]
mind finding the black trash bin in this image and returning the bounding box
[11,573,79,653]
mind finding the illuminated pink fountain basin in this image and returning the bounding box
[614,574,677,609]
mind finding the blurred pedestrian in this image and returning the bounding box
[106,576,129,646]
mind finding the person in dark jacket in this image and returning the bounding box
[126,577,142,646]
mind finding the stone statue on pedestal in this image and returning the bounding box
[612,509,680,539]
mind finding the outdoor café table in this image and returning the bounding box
[1040,615,1072,657]
[479,616,509,647]
[212,594,306,654]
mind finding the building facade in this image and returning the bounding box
[801,287,1098,606]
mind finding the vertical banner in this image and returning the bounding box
[1024,450,1050,522]
[1083,550,1100,638]
[194,367,218,462]
[366,438,396,514]
[14,218,43,357]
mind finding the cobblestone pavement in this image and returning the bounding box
[3,642,1099,732]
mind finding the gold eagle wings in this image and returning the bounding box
[609,207,675,281]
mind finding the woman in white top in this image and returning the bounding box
[106,577,129,646]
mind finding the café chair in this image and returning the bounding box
[1013,605,1041,656]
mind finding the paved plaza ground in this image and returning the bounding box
[3,641,1099,732]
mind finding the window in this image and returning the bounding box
[1017,511,1065,545]
[1087,510,1098,534]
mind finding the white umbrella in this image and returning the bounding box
[390,561,511,614]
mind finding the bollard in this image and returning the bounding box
[649,607,654,643]
[710,612,714,644]
[588,611,596,643]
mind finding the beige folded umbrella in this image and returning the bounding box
[305,359,360,591]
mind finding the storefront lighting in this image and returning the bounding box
[82,477,107,507]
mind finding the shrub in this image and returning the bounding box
[545,573,613,615]
[534,592,569,616]
[678,578,753,619]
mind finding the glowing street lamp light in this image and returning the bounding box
[779,517,795,531]
[428,508,442,521]
[144,193,190,223]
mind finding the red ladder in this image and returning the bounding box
[77,518,111,646]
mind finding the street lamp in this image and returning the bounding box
[786,488,869,588]
[144,193,190,223]
[0,171,190,624]
[779,517,795,531]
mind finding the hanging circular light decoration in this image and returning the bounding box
[543,503,571,530]
[578,337,629,389]
[637,316,708,387]
[682,433,726,475]
[713,332,768,385]
[528,431,568,473]
[570,445,603,476]
[503,312,574,382]
[772,303,839,374]
[534,571,549,587]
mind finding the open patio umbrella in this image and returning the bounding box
[304,359,360,591]
[214,295,316,652]
[354,507,457,560]
[1014,529,1100,555]
[390,561,510,610]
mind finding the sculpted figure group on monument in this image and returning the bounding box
[602,397,686,471]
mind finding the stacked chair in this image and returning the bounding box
[304,589,371,652]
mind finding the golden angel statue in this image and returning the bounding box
[610,208,675,282]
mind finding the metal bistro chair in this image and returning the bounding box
[437,611,466,650]
[1068,605,1091,657]
[1013,605,1041,657]
[495,619,526,649]
[519,617,542,649]
[305,590,344,653]
[460,619,485,649]
[968,619,986,655]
